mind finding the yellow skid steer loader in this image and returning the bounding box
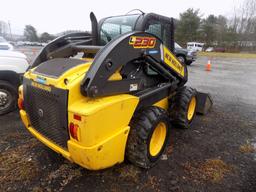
[18,11,212,170]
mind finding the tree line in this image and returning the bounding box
[22,0,255,51]
[23,26,83,43]
[23,25,55,43]
[176,0,256,52]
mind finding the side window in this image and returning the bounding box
[145,21,171,49]
[162,24,171,47]
[100,23,120,45]
[100,23,132,45]
[146,23,162,39]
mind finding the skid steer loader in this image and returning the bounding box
[18,11,212,170]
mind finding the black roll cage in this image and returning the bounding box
[31,12,175,69]
[96,13,175,51]
[28,12,184,107]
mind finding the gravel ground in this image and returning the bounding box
[0,55,256,192]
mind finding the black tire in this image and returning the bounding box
[0,80,18,115]
[169,86,197,129]
[177,55,186,64]
[126,106,171,168]
[186,61,193,65]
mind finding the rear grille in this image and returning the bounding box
[24,80,69,149]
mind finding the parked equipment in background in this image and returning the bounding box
[0,36,13,51]
[205,47,214,52]
[174,42,197,65]
[0,50,29,115]
[205,47,225,52]
[187,42,204,52]
[19,11,212,170]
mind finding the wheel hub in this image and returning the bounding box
[149,122,167,157]
[187,96,196,121]
[0,90,10,108]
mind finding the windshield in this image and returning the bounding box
[175,42,182,49]
[0,37,7,43]
[100,14,140,45]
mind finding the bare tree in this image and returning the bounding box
[231,0,256,50]
[0,21,9,37]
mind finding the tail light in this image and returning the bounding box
[69,123,79,140]
[73,114,81,121]
[18,98,24,110]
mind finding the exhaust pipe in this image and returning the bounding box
[90,12,98,45]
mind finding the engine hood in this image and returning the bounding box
[25,58,93,89]
[33,58,87,79]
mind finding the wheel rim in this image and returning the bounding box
[0,89,12,110]
[187,96,196,121]
[149,122,167,157]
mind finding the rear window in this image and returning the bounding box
[100,14,140,45]
[196,44,203,47]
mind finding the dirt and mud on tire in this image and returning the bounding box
[126,106,171,168]
[169,86,197,129]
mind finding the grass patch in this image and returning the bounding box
[118,165,140,182]
[47,163,82,188]
[184,159,234,183]
[199,52,256,58]
[239,141,255,153]
[0,139,39,189]
[141,175,160,192]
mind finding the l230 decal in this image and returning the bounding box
[129,36,156,49]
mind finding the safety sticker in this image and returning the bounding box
[130,84,138,91]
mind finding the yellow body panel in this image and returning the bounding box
[20,59,140,170]
[108,68,122,81]
[68,95,139,147]
[153,97,169,110]
[21,108,132,170]
[68,126,130,170]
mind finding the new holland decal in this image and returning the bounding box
[129,36,156,48]
[31,81,51,92]
[162,45,185,77]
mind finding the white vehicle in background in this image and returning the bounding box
[0,36,14,51]
[187,42,204,52]
[0,50,29,115]
[205,47,214,52]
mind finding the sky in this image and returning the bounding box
[0,0,243,35]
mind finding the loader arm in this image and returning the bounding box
[81,31,187,98]
[30,32,93,69]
